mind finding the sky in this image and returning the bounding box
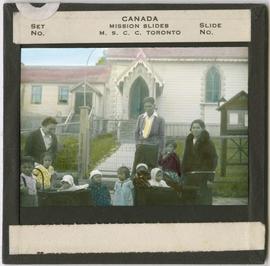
[21,48,105,66]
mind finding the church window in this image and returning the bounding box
[205,67,221,103]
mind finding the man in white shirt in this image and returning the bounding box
[132,97,165,174]
[24,117,58,163]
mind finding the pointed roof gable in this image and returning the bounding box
[71,81,103,96]
[136,48,146,60]
[217,91,248,111]
[116,58,163,88]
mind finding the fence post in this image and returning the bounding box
[78,106,90,179]
[220,138,227,177]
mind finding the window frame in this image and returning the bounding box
[58,86,69,105]
[31,85,42,104]
[227,109,248,130]
[205,66,221,103]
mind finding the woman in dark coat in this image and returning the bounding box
[182,119,218,204]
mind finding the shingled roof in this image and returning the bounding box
[21,65,111,83]
[105,47,248,60]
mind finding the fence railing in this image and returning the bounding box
[21,120,222,139]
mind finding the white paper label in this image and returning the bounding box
[13,10,251,44]
[9,222,265,254]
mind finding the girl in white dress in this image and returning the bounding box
[113,166,134,206]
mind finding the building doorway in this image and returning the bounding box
[74,92,92,114]
[129,77,149,119]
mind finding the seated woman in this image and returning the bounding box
[149,168,169,188]
[57,175,88,192]
[182,119,218,204]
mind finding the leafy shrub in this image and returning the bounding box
[54,133,118,172]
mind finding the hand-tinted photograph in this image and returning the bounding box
[20,47,248,207]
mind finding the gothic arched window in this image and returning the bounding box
[205,66,221,103]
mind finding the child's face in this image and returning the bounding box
[155,171,163,182]
[117,170,126,181]
[43,155,52,168]
[92,174,102,183]
[61,181,71,189]
[136,167,147,175]
[165,144,175,154]
[21,162,34,176]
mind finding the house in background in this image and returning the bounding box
[21,47,248,138]
[21,65,111,130]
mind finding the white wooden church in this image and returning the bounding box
[21,47,248,137]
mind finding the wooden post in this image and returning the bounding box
[78,106,90,179]
[220,138,227,177]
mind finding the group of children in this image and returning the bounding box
[20,140,182,207]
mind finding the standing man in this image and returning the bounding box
[24,117,58,164]
[132,97,165,174]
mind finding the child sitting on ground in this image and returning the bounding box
[20,156,38,207]
[149,168,169,188]
[89,170,111,206]
[57,174,88,192]
[113,166,134,206]
[33,152,56,190]
[133,163,151,188]
[158,140,181,183]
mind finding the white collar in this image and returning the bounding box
[143,111,158,118]
[40,127,46,137]
[40,127,51,137]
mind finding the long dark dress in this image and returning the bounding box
[182,130,217,174]
[88,181,111,206]
[182,130,218,204]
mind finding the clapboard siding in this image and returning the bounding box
[222,63,248,100]
[203,105,220,124]
[152,61,248,124]
[22,82,106,119]
[22,83,72,117]
[154,62,207,123]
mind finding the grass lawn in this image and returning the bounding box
[54,133,118,172]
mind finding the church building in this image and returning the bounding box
[21,47,248,137]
